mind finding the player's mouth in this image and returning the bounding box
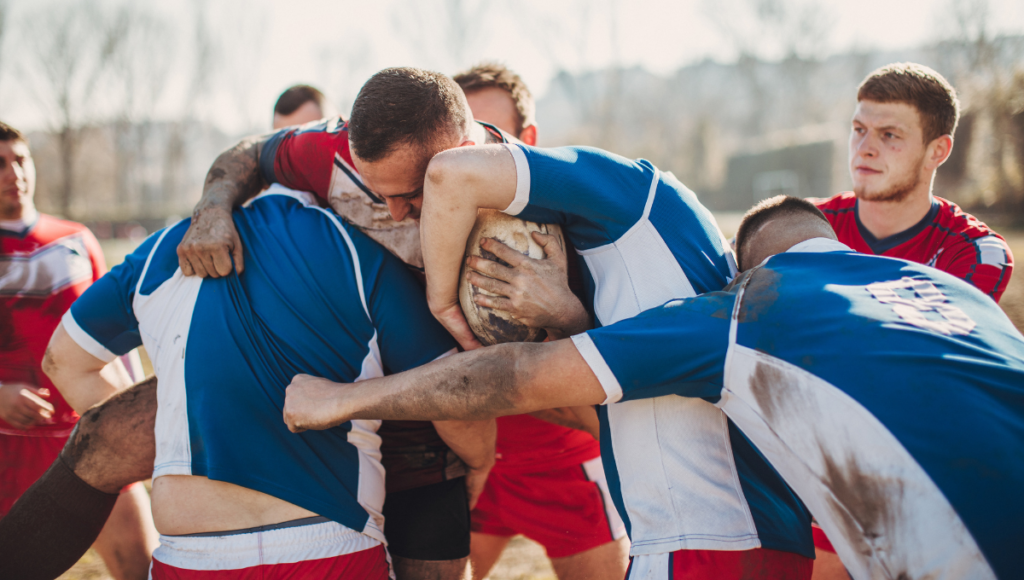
[853,165,882,177]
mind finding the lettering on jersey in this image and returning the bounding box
[0,234,92,297]
[975,236,1009,267]
[867,277,975,336]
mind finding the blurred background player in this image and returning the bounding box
[272,84,337,130]
[0,121,158,579]
[810,62,1015,580]
[452,63,628,580]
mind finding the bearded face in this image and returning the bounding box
[849,101,931,204]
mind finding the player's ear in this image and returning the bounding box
[518,125,537,146]
[927,134,953,170]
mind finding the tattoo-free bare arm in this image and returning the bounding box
[420,145,519,350]
[42,324,134,415]
[283,339,607,431]
[177,135,269,278]
[432,419,497,508]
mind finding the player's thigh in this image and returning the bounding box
[550,536,629,580]
[811,548,851,580]
[64,377,158,493]
[392,555,471,580]
[469,532,513,580]
[383,477,471,578]
[92,483,159,580]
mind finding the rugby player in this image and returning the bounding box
[452,63,627,580]
[814,63,1013,300]
[272,84,335,130]
[183,66,816,578]
[40,183,495,578]
[284,195,1024,580]
[0,121,157,579]
[809,63,1015,577]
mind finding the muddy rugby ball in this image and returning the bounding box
[459,210,564,346]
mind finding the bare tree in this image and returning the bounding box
[106,5,175,216]
[18,3,123,218]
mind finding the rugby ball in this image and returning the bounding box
[459,210,564,346]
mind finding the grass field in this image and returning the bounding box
[59,226,1024,579]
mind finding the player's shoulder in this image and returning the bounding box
[810,192,856,213]
[30,213,95,242]
[930,197,1012,262]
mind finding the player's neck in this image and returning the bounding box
[857,187,933,241]
[0,203,37,227]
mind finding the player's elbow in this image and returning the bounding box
[41,345,61,384]
[424,149,462,194]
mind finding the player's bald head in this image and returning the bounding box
[735,196,836,271]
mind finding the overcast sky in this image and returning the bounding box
[3,0,1023,133]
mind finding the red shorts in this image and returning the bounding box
[471,456,626,558]
[627,547,813,579]
[151,519,388,579]
[0,433,66,517]
[812,523,837,553]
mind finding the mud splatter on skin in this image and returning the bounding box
[748,361,787,423]
[62,376,158,493]
[737,268,781,323]
[205,167,227,183]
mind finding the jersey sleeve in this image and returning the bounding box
[355,235,459,373]
[941,234,1014,302]
[500,143,658,250]
[62,229,166,362]
[570,292,733,404]
[259,117,347,202]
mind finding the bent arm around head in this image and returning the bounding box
[43,323,134,415]
[420,145,520,350]
[177,134,268,278]
[284,339,606,431]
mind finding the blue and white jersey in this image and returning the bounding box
[63,185,458,544]
[501,143,798,557]
[574,238,1024,579]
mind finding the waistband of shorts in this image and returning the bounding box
[173,516,332,538]
[153,518,381,571]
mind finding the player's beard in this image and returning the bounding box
[853,154,925,203]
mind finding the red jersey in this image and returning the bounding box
[261,118,599,476]
[815,193,1013,302]
[0,214,105,436]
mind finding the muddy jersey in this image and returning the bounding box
[575,238,1024,579]
[0,214,105,436]
[65,187,457,539]
[814,192,1013,301]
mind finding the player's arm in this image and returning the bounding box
[432,419,496,508]
[942,235,1014,302]
[177,134,268,278]
[42,325,133,415]
[283,294,732,430]
[420,145,519,350]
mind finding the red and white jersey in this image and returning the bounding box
[814,192,1014,302]
[0,213,105,436]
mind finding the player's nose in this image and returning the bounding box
[385,198,410,222]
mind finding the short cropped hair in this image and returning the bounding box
[857,63,960,143]
[453,62,535,134]
[0,121,26,143]
[735,196,832,270]
[348,67,469,163]
[273,85,329,117]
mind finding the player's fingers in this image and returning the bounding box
[183,252,208,278]
[533,231,566,262]
[467,272,514,298]
[21,389,55,414]
[177,244,196,276]
[197,251,222,279]
[473,294,514,312]
[211,245,235,278]
[231,239,245,275]
[479,237,526,267]
[467,256,514,282]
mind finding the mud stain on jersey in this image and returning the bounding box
[737,268,780,323]
[748,360,787,423]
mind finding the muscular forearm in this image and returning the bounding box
[198,135,267,212]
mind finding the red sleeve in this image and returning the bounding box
[938,235,1014,303]
[259,117,349,203]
